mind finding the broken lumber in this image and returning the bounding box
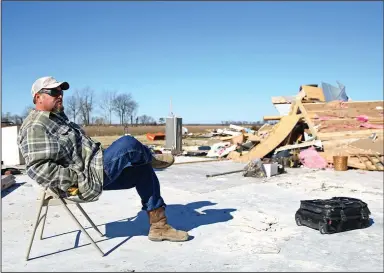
[271,96,294,104]
[320,152,384,171]
[245,134,261,142]
[274,140,323,154]
[300,85,326,102]
[232,114,302,163]
[263,116,282,121]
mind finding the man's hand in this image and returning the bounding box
[67,187,79,196]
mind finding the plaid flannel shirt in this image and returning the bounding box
[18,109,104,201]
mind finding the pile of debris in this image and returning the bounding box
[181,124,261,158]
[229,82,384,171]
[186,82,384,172]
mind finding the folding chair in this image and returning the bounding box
[26,187,105,260]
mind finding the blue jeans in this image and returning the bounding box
[102,135,165,211]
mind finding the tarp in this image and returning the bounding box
[321,81,349,102]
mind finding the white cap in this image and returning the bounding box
[31,76,69,98]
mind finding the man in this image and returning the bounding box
[18,76,188,242]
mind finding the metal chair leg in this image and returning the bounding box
[58,199,104,256]
[26,190,46,261]
[39,204,49,240]
[75,203,104,237]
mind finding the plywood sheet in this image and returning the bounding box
[301,85,325,102]
[233,114,301,162]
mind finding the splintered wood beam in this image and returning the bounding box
[263,116,283,121]
[295,98,318,139]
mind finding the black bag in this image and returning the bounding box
[295,197,371,234]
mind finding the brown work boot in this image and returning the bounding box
[147,207,189,242]
[151,153,175,169]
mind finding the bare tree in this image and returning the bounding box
[22,105,35,119]
[2,112,12,122]
[112,93,138,125]
[130,108,138,126]
[65,94,80,122]
[11,114,23,124]
[92,116,106,125]
[77,87,94,125]
[158,118,165,125]
[138,114,155,125]
[99,90,116,124]
[124,102,138,126]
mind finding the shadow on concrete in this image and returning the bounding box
[27,201,235,260]
[1,182,26,198]
[104,201,236,238]
[368,217,375,227]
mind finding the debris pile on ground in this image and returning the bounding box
[180,82,383,172]
[177,123,260,158]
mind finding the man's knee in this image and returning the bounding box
[118,135,141,148]
[115,135,152,162]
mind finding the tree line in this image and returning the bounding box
[2,87,271,126]
[2,87,161,126]
[221,121,265,125]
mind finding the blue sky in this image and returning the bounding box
[2,1,383,124]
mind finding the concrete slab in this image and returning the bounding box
[1,161,383,272]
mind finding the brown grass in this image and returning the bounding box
[84,125,230,137]
[85,124,260,148]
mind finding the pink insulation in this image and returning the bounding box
[299,146,327,169]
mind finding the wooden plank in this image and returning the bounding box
[317,129,384,141]
[319,152,382,171]
[263,116,283,121]
[303,101,384,113]
[373,154,384,165]
[306,109,382,120]
[322,138,362,151]
[307,110,383,118]
[289,99,300,115]
[296,99,318,139]
[348,156,379,171]
[301,85,326,102]
[317,127,384,134]
[233,114,302,162]
[271,96,293,104]
[365,155,382,171]
[220,136,234,141]
[230,134,245,145]
[356,155,371,170]
[245,134,261,142]
[274,139,323,153]
[312,119,376,127]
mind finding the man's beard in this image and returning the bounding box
[53,105,64,113]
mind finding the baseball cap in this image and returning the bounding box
[31,76,70,98]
